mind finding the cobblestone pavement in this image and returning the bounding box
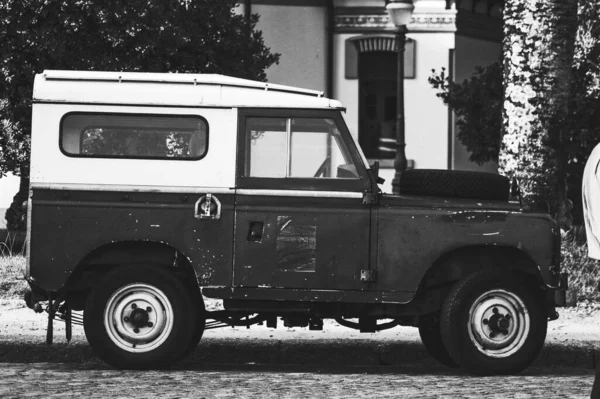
[0,362,595,398]
[0,302,599,398]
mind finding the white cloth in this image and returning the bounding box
[582,143,600,259]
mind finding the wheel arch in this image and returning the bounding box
[416,245,545,303]
[64,240,201,309]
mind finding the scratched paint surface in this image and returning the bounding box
[233,195,370,291]
[276,216,316,273]
[376,195,558,293]
[29,189,235,291]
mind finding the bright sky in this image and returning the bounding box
[0,173,20,210]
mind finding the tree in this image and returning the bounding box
[431,1,600,229]
[428,62,503,166]
[0,0,280,229]
[501,0,578,229]
[564,2,600,226]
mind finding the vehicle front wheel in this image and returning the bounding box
[84,265,197,369]
[440,271,547,375]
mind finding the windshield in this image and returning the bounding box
[339,112,370,170]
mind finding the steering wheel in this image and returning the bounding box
[313,157,331,177]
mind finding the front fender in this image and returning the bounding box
[376,203,559,294]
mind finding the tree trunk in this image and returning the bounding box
[500,0,578,229]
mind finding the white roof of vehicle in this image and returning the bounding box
[33,70,344,109]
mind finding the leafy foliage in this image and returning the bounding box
[0,252,28,298]
[561,232,600,302]
[563,2,600,225]
[0,102,28,179]
[428,62,502,166]
[429,2,600,226]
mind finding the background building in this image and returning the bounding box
[243,0,502,191]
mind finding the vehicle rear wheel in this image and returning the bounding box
[418,313,458,368]
[440,271,547,375]
[84,265,197,369]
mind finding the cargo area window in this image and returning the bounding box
[60,113,208,160]
[245,117,359,179]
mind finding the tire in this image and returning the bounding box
[185,289,206,354]
[440,271,547,375]
[418,313,458,368]
[84,265,198,369]
[399,169,510,201]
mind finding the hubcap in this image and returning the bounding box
[129,308,150,328]
[103,283,174,353]
[467,289,530,358]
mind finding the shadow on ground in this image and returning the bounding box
[0,335,597,372]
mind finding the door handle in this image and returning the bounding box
[247,221,264,242]
[194,193,221,220]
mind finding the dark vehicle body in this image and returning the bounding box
[25,71,566,375]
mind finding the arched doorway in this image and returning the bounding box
[348,35,415,160]
[359,51,397,159]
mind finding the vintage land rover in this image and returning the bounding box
[24,70,567,375]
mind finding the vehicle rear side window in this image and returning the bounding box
[60,113,208,160]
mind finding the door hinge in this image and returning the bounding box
[362,191,378,205]
[360,270,376,282]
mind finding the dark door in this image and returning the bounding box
[233,109,373,291]
[358,51,397,159]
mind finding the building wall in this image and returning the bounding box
[253,1,329,92]
[333,33,359,138]
[403,32,454,171]
[452,33,502,172]
[253,0,504,184]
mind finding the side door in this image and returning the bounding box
[233,108,374,292]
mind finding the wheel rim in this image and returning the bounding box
[467,289,530,358]
[104,283,174,353]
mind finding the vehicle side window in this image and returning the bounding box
[245,117,358,179]
[60,113,208,160]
